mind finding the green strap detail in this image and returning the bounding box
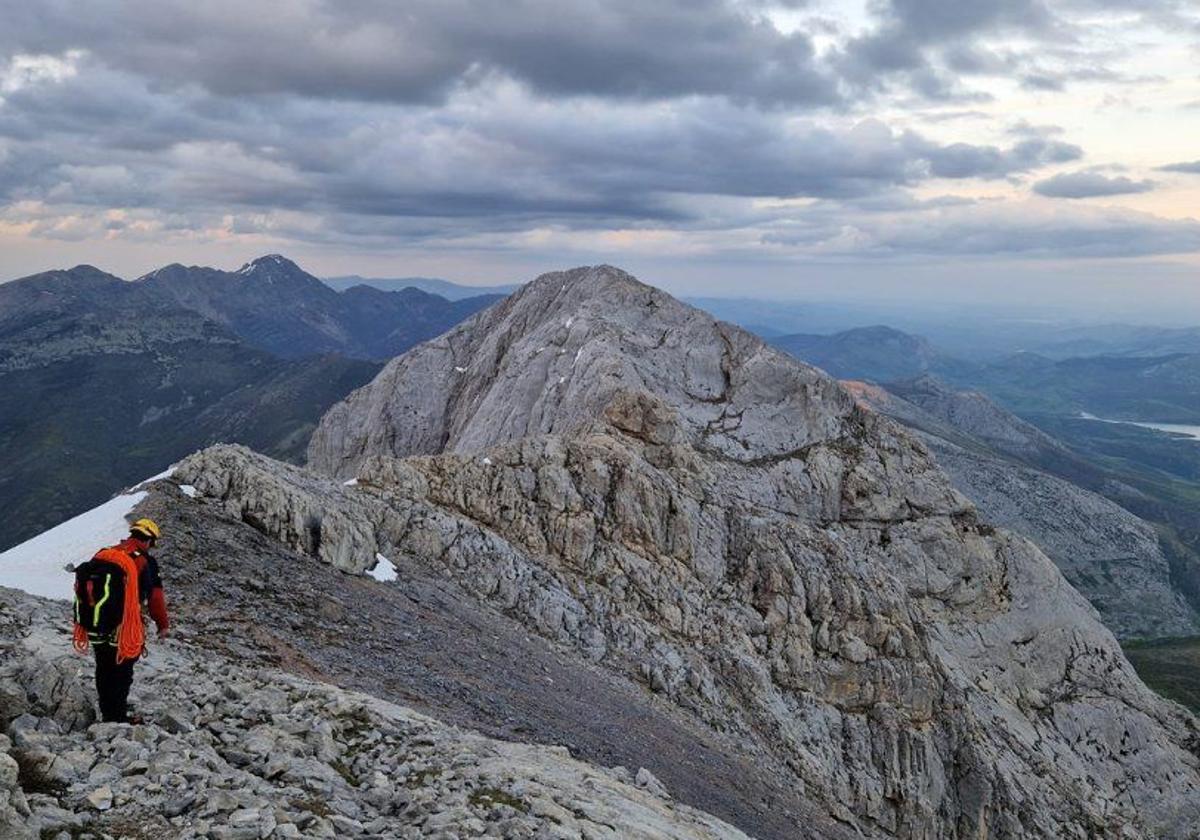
[92,574,112,627]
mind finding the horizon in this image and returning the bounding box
[1,2,1199,319]
[6,250,1198,327]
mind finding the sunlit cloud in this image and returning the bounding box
[0,50,83,96]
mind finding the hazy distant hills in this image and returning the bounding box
[769,325,975,383]
[1028,323,1200,359]
[144,255,502,360]
[973,352,1200,422]
[323,273,521,300]
[769,322,1200,424]
[0,255,501,548]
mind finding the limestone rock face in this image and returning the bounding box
[845,377,1200,639]
[196,266,1200,837]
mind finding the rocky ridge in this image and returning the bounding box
[208,265,1200,836]
[138,255,501,361]
[0,586,749,840]
[843,378,1200,639]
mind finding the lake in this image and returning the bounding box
[1079,412,1200,442]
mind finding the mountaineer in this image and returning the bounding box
[71,518,170,723]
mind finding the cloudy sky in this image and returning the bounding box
[1,1,1199,310]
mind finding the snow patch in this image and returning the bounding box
[565,317,574,328]
[343,478,359,486]
[0,490,148,600]
[133,464,177,488]
[481,457,493,466]
[369,553,397,583]
[179,485,197,498]
[454,366,467,373]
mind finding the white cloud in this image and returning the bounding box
[0,50,84,95]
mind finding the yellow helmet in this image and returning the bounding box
[130,518,161,541]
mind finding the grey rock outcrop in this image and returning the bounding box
[0,586,750,840]
[199,265,1200,836]
[845,378,1200,639]
[308,265,852,477]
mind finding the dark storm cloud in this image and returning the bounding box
[921,137,1082,179]
[1159,161,1200,174]
[835,0,1186,101]
[885,0,1054,41]
[1033,171,1156,198]
[835,0,1057,96]
[0,0,837,107]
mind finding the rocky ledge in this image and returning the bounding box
[0,587,746,840]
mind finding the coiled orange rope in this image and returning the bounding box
[72,622,88,653]
[72,547,144,663]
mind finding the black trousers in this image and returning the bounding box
[93,643,138,723]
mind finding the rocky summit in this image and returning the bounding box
[7,265,1200,839]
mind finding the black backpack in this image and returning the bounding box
[73,556,128,638]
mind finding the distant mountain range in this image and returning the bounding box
[768,323,1200,424]
[971,351,1200,422]
[1022,323,1200,359]
[323,273,521,300]
[146,256,503,360]
[0,255,498,549]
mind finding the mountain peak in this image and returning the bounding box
[236,253,302,276]
[0,265,127,313]
[308,263,857,475]
[516,264,654,306]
